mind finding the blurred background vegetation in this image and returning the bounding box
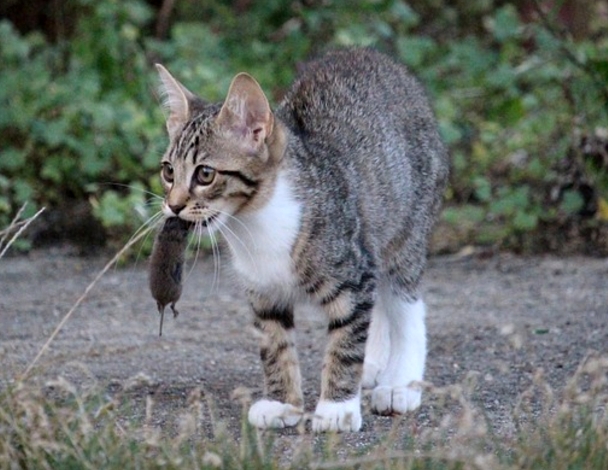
[1,0,607,254]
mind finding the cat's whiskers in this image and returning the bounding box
[122,211,165,271]
[145,197,164,208]
[181,220,200,286]
[212,216,257,275]
[180,219,222,294]
[216,210,257,250]
[206,222,222,292]
[97,182,166,268]
[99,182,165,202]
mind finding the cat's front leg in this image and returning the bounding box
[248,295,304,429]
[313,280,374,432]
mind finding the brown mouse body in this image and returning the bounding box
[149,216,192,336]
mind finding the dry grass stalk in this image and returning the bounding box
[0,203,45,259]
[19,225,154,381]
[1,352,607,469]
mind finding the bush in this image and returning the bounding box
[0,0,162,238]
[1,0,607,252]
[414,4,608,251]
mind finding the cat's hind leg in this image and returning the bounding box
[362,301,390,389]
[371,287,426,415]
[247,296,304,429]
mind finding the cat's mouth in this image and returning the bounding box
[175,213,218,228]
[200,213,218,228]
[167,216,195,230]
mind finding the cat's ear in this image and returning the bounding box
[216,73,274,156]
[155,64,196,139]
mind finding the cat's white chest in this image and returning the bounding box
[224,173,301,297]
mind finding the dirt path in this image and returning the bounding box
[1,249,607,450]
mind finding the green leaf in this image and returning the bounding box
[438,120,463,146]
[560,190,585,214]
[389,1,419,28]
[490,97,524,125]
[589,58,608,83]
[442,205,486,225]
[40,118,71,148]
[12,180,35,204]
[490,186,531,217]
[488,4,522,43]
[396,36,437,68]
[0,148,27,171]
[94,191,126,228]
[513,211,538,231]
[334,25,377,47]
[473,176,492,202]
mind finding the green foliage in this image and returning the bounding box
[158,0,608,252]
[0,0,163,233]
[0,0,607,251]
[403,3,608,249]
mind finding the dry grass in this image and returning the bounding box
[0,353,606,469]
[0,203,44,259]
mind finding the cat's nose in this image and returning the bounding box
[169,204,186,215]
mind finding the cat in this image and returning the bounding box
[154,48,449,432]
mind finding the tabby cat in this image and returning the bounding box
[155,48,449,432]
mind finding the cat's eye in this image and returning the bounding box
[161,163,174,183]
[195,165,216,186]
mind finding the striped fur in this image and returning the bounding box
[155,48,449,432]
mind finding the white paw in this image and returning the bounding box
[248,399,302,429]
[312,396,362,432]
[362,360,383,389]
[371,385,421,415]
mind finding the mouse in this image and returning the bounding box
[148,216,192,336]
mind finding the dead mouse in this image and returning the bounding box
[149,216,192,336]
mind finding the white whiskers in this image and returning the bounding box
[123,210,165,271]
[213,215,259,281]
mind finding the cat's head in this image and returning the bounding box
[155,64,286,228]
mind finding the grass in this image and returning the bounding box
[0,354,606,469]
[1,212,607,469]
[0,203,45,258]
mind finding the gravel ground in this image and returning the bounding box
[1,248,607,455]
